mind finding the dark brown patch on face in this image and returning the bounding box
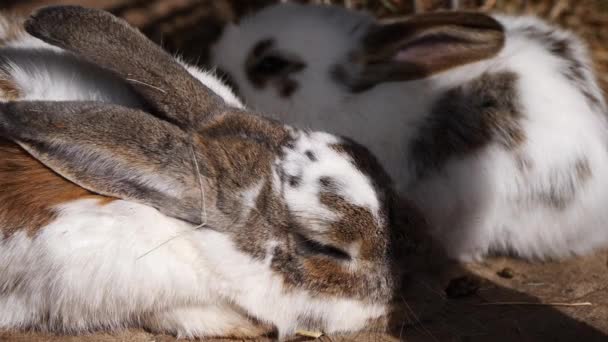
[272,240,392,301]
[245,38,305,98]
[0,139,113,238]
[318,192,383,260]
[519,25,605,113]
[410,71,524,179]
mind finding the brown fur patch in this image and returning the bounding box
[199,111,290,220]
[410,71,524,179]
[0,68,21,101]
[0,139,112,238]
[319,192,383,260]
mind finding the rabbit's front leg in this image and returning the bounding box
[141,304,272,339]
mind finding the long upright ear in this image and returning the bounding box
[24,6,223,129]
[338,12,505,91]
[0,101,205,224]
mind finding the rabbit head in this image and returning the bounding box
[0,6,422,337]
[211,3,504,119]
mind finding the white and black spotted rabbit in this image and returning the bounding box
[212,3,608,261]
[0,6,420,339]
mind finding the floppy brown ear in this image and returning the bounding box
[24,6,223,129]
[338,12,505,91]
[0,101,205,224]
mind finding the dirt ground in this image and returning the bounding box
[1,1,608,341]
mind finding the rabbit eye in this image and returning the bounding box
[254,55,291,75]
[294,233,351,260]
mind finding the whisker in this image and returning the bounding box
[190,144,208,230]
[136,144,208,261]
[413,278,446,300]
[135,229,191,260]
[125,78,167,93]
[400,294,439,342]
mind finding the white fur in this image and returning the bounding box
[181,61,245,109]
[211,4,608,260]
[280,130,380,228]
[0,13,386,338]
[0,200,383,337]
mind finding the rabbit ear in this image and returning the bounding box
[0,101,205,224]
[340,12,505,91]
[24,6,223,129]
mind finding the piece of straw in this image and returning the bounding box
[477,301,592,307]
[295,329,324,338]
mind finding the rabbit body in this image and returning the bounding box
[0,8,401,338]
[212,4,608,261]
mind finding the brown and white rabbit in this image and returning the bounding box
[211,3,608,261]
[0,6,419,339]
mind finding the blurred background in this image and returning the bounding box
[2,0,606,95]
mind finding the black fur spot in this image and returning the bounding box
[289,175,301,187]
[319,176,333,189]
[305,150,317,161]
